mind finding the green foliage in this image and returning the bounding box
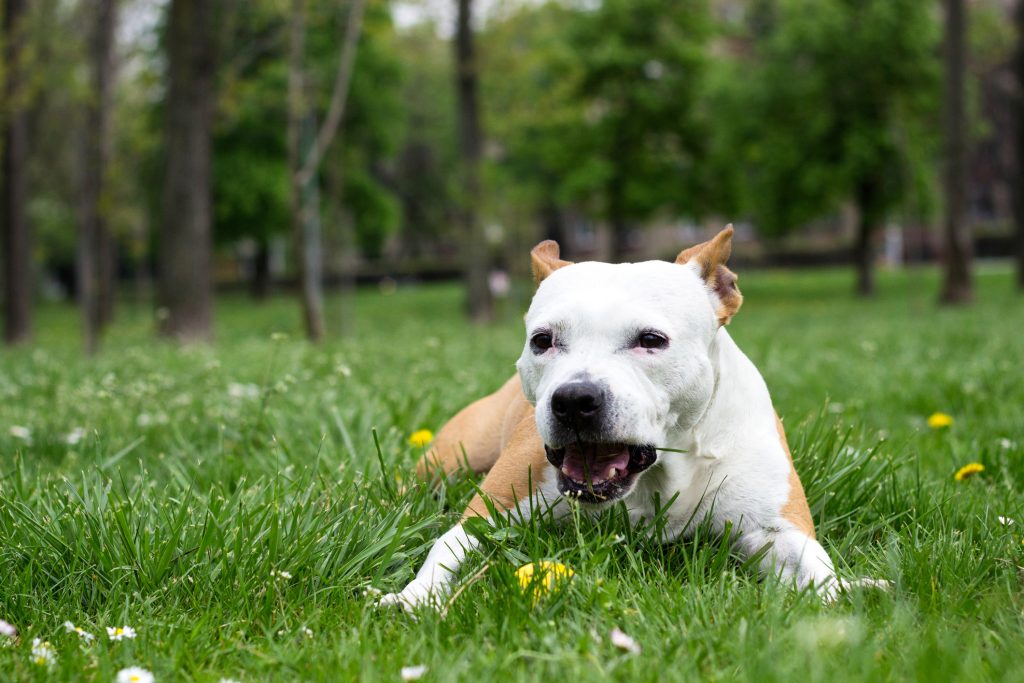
[212,0,405,256]
[2,267,1024,680]
[715,0,942,236]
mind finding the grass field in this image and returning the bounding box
[1,265,1023,682]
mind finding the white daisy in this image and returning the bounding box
[31,638,57,667]
[107,625,138,641]
[9,425,31,441]
[0,619,15,637]
[401,665,428,681]
[609,627,641,654]
[65,427,87,445]
[116,666,154,683]
[63,620,95,642]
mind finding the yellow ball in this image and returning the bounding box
[515,561,574,602]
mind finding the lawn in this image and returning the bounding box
[1,265,1023,682]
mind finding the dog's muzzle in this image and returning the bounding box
[544,443,658,504]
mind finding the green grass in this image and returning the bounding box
[1,265,1023,682]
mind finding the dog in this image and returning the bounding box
[380,226,874,611]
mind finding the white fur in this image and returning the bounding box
[382,258,875,611]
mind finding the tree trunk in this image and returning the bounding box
[287,0,365,341]
[287,0,324,341]
[1014,0,1024,291]
[607,172,629,263]
[940,0,973,305]
[540,200,566,255]
[455,0,493,323]
[251,239,271,299]
[78,0,118,354]
[157,0,217,341]
[854,214,876,297]
[2,0,32,346]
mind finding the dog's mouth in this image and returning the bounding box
[544,443,658,504]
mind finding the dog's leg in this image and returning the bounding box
[415,375,526,483]
[377,523,479,611]
[734,526,837,592]
[381,411,557,611]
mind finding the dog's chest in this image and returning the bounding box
[622,453,722,539]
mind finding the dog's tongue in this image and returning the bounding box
[561,444,630,484]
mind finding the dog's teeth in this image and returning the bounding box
[608,467,618,479]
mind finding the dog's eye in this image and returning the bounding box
[530,332,554,353]
[637,332,669,350]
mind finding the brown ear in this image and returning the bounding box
[531,240,573,285]
[675,225,743,325]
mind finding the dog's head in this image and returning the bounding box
[516,227,742,506]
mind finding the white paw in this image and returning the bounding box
[376,581,442,613]
[818,576,891,604]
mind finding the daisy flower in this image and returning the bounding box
[64,620,95,642]
[0,619,15,638]
[65,427,87,445]
[9,425,31,441]
[116,666,154,683]
[954,463,984,482]
[401,665,428,681]
[610,627,642,655]
[31,638,57,667]
[107,625,138,641]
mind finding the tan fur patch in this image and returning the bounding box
[531,240,573,285]
[463,406,550,519]
[775,415,816,539]
[416,375,524,482]
[675,226,743,325]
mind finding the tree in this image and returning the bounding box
[78,0,118,354]
[940,0,972,304]
[1012,0,1024,291]
[567,0,712,262]
[725,0,940,296]
[288,0,366,341]
[455,0,492,321]
[157,0,218,341]
[2,0,32,345]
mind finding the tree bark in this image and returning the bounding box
[157,0,217,341]
[940,0,973,305]
[455,0,493,322]
[78,0,118,354]
[251,238,271,299]
[854,215,876,297]
[1014,0,1024,291]
[2,0,32,346]
[288,0,366,341]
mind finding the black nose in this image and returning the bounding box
[551,382,605,427]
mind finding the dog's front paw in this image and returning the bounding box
[817,576,891,604]
[376,581,442,613]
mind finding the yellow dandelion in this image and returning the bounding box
[515,561,574,604]
[928,412,954,429]
[954,462,984,481]
[408,429,434,448]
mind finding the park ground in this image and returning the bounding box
[1,265,1023,682]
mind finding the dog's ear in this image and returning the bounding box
[531,240,573,285]
[675,225,742,325]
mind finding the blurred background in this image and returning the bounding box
[1,0,1021,350]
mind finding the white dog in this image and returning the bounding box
[381,227,875,610]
